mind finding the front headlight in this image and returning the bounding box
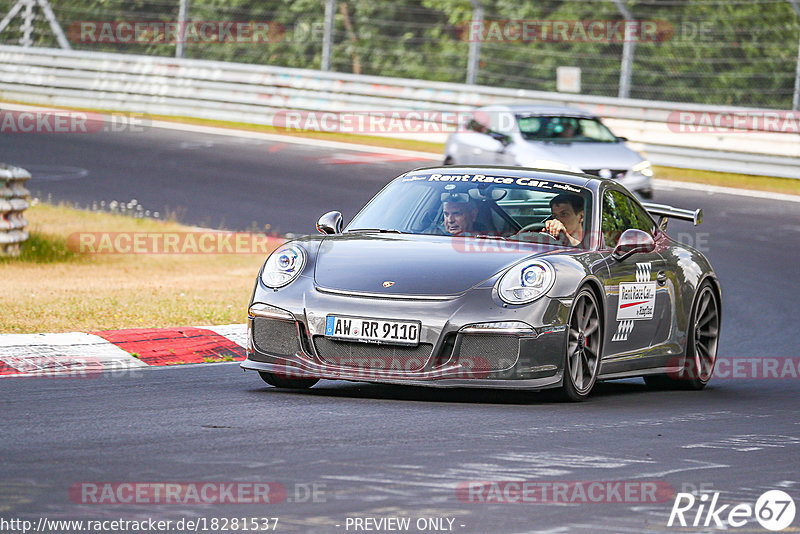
[631,160,654,177]
[497,260,555,305]
[261,243,306,288]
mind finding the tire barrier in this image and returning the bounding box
[0,163,31,257]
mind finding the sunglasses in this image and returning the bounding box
[440,192,471,203]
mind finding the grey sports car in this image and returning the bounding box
[444,105,654,198]
[241,166,720,400]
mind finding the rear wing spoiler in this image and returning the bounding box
[642,202,703,227]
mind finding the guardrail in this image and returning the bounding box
[0,45,798,179]
[0,163,31,257]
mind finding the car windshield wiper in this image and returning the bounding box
[347,228,410,234]
[473,234,507,240]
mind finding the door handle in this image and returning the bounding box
[657,271,667,286]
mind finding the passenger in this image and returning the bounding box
[543,193,584,246]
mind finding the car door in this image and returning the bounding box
[598,188,669,374]
[456,131,506,164]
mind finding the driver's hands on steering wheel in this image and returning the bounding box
[542,219,580,246]
[543,219,567,239]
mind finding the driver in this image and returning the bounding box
[429,192,485,236]
[556,121,577,138]
[542,193,584,246]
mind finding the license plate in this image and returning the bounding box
[325,315,420,346]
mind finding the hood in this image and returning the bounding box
[313,234,556,296]
[518,140,643,171]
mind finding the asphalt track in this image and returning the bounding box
[2,126,800,533]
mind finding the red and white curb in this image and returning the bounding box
[0,324,247,377]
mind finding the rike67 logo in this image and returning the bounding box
[668,490,796,531]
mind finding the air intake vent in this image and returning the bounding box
[252,317,300,357]
[313,337,433,372]
[458,335,520,371]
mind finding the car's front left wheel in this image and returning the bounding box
[559,287,603,401]
[259,371,318,389]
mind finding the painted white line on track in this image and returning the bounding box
[654,179,800,203]
[149,119,442,161]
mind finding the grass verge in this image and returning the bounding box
[0,203,277,333]
[654,166,800,196]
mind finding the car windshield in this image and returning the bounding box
[346,172,593,248]
[516,115,618,142]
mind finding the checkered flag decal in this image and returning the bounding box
[612,320,635,342]
[636,262,651,283]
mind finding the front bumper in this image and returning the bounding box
[241,359,563,390]
[241,282,569,390]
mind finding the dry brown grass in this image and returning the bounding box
[655,166,800,196]
[0,203,276,333]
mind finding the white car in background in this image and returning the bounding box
[444,105,654,198]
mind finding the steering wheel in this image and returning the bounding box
[511,221,568,245]
[515,222,547,234]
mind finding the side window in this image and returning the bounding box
[489,111,513,136]
[601,190,656,248]
[628,199,657,235]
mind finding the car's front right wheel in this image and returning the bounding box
[559,287,603,401]
[259,371,318,389]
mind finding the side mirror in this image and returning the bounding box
[489,131,511,146]
[612,229,655,261]
[316,211,343,235]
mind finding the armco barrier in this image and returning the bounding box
[0,163,31,257]
[0,45,799,178]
